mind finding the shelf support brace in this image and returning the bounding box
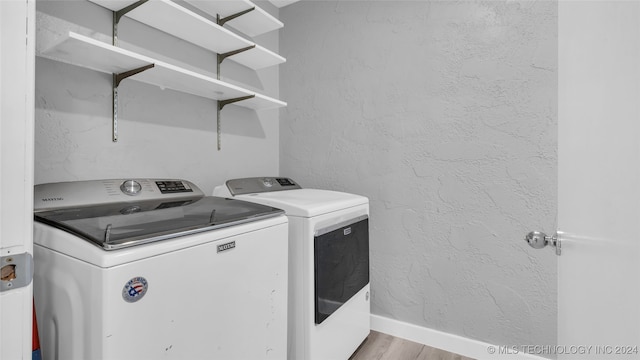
[112,64,155,142]
[217,7,255,27]
[113,0,148,46]
[218,45,256,65]
[213,7,255,150]
[216,95,255,150]
[216,45,255,80]
[218,95,255,111]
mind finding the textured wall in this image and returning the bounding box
[281,0,557,348]
[35,0,281,195]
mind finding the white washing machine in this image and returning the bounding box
[33,179,288,360]
[214,177,370,360]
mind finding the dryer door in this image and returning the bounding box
[314,216,369,324]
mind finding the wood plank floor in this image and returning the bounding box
[349,331,475,360]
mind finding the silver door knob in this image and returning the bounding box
[525,231,561,255]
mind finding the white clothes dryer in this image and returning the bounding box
[214,177,370,360]
[33,179,288,360]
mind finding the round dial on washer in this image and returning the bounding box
[262,178,274,187]
[120,180,142,196]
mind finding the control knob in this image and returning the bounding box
[120,180,142,196]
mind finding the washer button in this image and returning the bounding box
[120,180,142,196]
[262,178,274,187]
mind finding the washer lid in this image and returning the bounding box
[35,196,284,250]
[235,189,368,217]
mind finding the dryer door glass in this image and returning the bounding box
[314,217,369,324]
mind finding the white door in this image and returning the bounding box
[556,1,640,358]
[0,0,36,358]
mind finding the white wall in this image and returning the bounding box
[35,0,281,195]
[281,0,557,349]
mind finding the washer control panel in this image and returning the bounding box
[226,177,301,196]
[155,180,193,194]
[34,178,203,212]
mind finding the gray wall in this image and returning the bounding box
[281,0,557,348]
[35,0,281,195]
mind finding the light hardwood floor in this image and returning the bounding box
[349,331,475,360]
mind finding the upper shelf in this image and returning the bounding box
[267,0,300,8]
[38,31,286,110]
[184,0,283,38]
[88,0,285,70]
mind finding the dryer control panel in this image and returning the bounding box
[225,177,301,196]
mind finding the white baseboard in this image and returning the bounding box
[370,314,548,360]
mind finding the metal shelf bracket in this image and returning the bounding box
[109,0,153,142]
[211,6,259,150]
[217,7,255,27]
[112,64,155,142]
[216,45,256,82]
[215,40,255,150]
[113,0,148,46]
[218,95,255,111]
[218,45,256,66]
[216,95,255,150]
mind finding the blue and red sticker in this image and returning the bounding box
[122,277,148,303]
